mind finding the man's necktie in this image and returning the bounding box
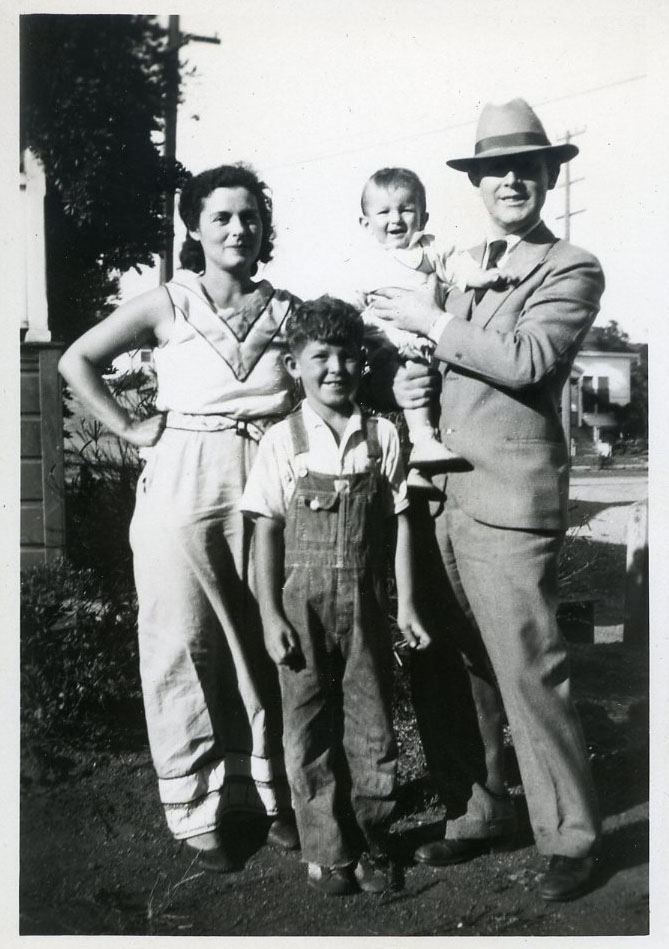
[474,238,507,304]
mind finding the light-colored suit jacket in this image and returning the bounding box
[435,222,605,531]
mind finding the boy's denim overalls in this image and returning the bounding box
[279,410,398,867]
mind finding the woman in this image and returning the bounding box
[59,164,300,870]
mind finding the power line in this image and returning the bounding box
[264,73,647,172]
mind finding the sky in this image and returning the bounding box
[114,0,668,343]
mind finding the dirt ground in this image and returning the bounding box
[19,639,649,938]
[19,475,652,938]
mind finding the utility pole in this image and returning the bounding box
[555,128,586,455]
[160,16,220,283]
[555,128,586,240]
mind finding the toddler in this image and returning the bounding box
[342,167,512,492]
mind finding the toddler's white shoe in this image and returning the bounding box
[407,468,445,498]
[409,438,465,472]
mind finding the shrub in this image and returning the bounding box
[21,559,141,743]
[63,366,156,586]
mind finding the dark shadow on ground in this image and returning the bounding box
[599,818,649,878]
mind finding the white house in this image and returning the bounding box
[110,348,155,376]
[570,348,639,440]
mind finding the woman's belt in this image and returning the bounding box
[165,411,279,442]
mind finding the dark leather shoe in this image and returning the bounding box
[538,854,597,901]
[195,845,240,873]
[414,837,493,866]
[267,817,300,851]
[307,863,358,896]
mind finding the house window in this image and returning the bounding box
[140,350,153,364]
[582,376,596,412]
[597,376,609,409]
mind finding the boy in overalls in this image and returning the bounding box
[241,296,430,895]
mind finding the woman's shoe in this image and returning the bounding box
[267,816,300,851]
[184,835,240,873]
[196,845,240,873]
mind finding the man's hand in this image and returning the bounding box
[368,273,443,336]
[264,616,303,671]
[392,360,441,410]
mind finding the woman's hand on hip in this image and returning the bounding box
[122,413,167,447]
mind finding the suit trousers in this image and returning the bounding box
[410,495,600,858]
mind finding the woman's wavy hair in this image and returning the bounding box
[177,163,274,274]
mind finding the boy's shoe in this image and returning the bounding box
[414,837,494,866]
[409,439,467,472]
[307,862,358,896]
[407,468,446,499]
[354,851,392,894]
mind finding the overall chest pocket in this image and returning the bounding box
[289,489,341,548]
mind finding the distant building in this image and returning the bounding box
[569,334,639,445]
[20,149,66,568]
[110,348,155,376]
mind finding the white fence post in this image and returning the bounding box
[623,499,649,647]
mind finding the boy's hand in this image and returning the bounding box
[397,602,431,651]
[264,617,304,670]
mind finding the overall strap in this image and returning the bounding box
[287,406,310,457]
[363,415,382,468]
[288,407,382,471]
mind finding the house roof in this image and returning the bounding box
[578,350,639,361]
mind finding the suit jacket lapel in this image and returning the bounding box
[472,224,558,328]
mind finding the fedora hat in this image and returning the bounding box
[447,98,578,172]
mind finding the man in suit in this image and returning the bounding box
[369,98,603,901]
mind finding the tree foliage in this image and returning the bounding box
[584,320,633,353]
[20,14,188,344]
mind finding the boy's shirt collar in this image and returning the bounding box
[301,399,363,456]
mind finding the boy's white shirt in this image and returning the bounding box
[240,400,409,522]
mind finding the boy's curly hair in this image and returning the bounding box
[285,296,365,355]
[177,163,274,274]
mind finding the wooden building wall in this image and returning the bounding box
[20,342,66,569]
